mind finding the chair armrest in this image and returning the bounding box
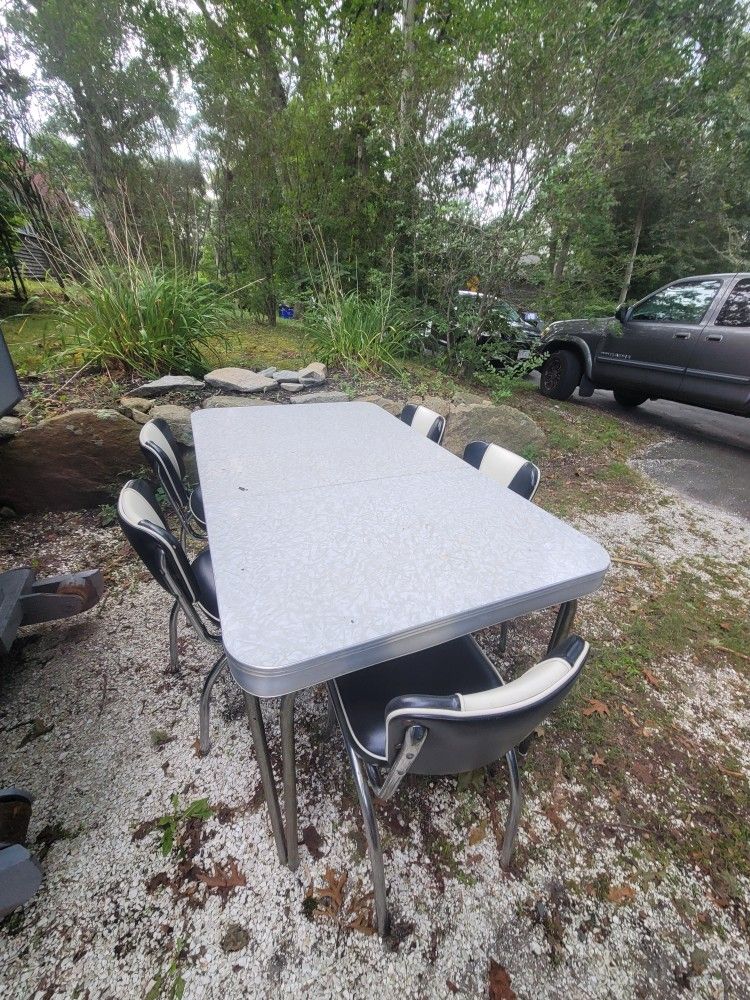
[385,693,461,717]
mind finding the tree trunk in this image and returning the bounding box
[618,197,645,306]
[552,229,572,282]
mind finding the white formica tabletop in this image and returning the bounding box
[192,402,609,696]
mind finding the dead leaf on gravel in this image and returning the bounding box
[631,762,655,785]
[301,824,324,859]
[544,805,566,831]
[582,698,609,717]
[16,718,54,749]
[344,890,376,935]
[468,822,487,845]
[592,753,606,767]
[488,958,517,1000]
[643,669,660,688]
[607,885,636,904]
[305,867,348,920]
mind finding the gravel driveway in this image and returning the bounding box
[1,452,748,999]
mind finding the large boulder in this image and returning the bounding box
[443,403,544,457]
[0,409,143,514]
[149,404,194,446]
[204,368,278,393]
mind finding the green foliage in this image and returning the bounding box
[154,794,212,858]
[56,267,231,377]
[303,281,416,375]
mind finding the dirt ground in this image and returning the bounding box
[1,391,748,1000]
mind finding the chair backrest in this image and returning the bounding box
[139,418,188,509]
[383,635,588,774]
[399,403,446,444]
[463,440,540,500]
[117,478,199,606]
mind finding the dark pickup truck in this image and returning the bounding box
[537,273,750,416]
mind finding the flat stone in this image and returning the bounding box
[0,416,22,437]
[280,382,305,393]
[202,395,275,409]
[149,404,194,446]
[271,370,301,382]
[297,362,327,386]
[359,394,402,416]
[444,403,545,457]
[0,409,142,514]
[129,409,151,425]
[120,396,153,412]
[135,375,205,397]
[290,391,348,405]
[11,399,32,416]
[204,368,278,393]
[257,368,277,378]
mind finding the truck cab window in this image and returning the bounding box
[716,278,750,327]
[630,280,721,324]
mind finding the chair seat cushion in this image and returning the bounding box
[333,636,501,763]
[189,487,206,527]
[191,548,218,622]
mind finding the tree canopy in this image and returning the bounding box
[2,0,749,319]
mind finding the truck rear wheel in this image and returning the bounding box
[539,350,582,400]
[613,389,648,408]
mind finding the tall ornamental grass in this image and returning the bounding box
[57,266,231,377]
[304,286,416,375]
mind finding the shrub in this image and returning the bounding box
[57,266,231,377]
[304,287,416,375]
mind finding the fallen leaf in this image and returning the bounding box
[719,621,732,631]
[467,852,483,864]
[592,753,606,767]
[301,824,324,859]
[643,669,660,689]
[631,762,655,786]
[16,718,54,749]
[544,805,566,831]
[488,959,517,1000]
[582,698,609,717]
[192,858,246,891]
[305,868,348,919]
[468,822,487,846]
[344,890,376,935]
[607,885,636,904]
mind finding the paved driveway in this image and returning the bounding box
[570,388,750,520]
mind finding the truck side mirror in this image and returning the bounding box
[614,304,631,323]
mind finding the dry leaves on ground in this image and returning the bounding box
[582,698,609,717]
[488,959,517,1000]
[607,884,636,904]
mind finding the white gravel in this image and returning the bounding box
[1,481,749,999]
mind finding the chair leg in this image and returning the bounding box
[547,599,577,656]
[500,748,522,870]
[199,654,228,755]
[328,683,389,937]
[243,694,288,866]
[168,600,180,673]
[280,693,298,871]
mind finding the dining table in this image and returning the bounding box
[191,401,610,868]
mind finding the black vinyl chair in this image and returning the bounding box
[328,633,589,936]
[398,403,446,444]
[463,440,541,653]
[139,418,206,544]
[117,478,225,753]
[463,440,540,500]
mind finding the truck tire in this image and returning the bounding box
[613,389,648,408]
[539,350,582,400]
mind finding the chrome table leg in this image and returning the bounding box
[280,693,299,871]
[500,748,522,870]
[547,599,577,656]
[243,693,287,865]
[168,600,180,673]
